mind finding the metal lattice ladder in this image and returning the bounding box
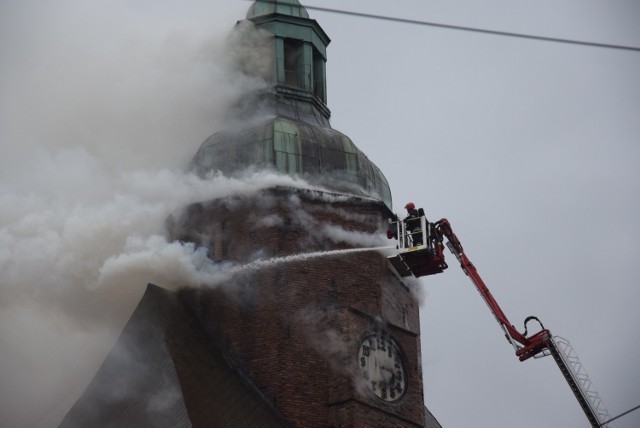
[547,336,612,427]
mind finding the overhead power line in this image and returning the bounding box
[301,4,640,53]
[599,402,640,426]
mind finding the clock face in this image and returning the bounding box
[358,332,407,402]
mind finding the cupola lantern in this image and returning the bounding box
[190,0,393,210]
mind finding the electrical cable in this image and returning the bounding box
[599,402,640,426]
[299,4,640,53]
[305,4,640,52]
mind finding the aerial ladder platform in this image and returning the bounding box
[387,214,612,427]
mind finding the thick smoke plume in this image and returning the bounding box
[0,2,285,426]
[0,3,417,426]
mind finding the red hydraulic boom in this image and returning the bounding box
[387,214,612,427]
[433,218,551,362]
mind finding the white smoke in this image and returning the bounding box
[0,166,321,427]
[0,3,415,426]
[0,2,292,426]
[321,224,390,248]
[295,305,394,400]
[279,193,392,249]
[295,305,364,393]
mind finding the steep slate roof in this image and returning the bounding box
[425,406,443,428]
[60,284,285,428]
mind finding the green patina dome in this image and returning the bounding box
[191,116,392,208]
[246,0,309,20]
[191,0,392,209]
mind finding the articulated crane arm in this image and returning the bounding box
[432,218,551,362]
[388,214,612,426]
[429,218,612,428]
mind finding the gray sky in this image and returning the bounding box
[319,1,640,427]
[1,1,639,427]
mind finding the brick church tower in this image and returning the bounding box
[61,1,440,427]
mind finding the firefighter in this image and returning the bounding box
[404,202,423,247]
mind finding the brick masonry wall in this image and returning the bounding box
[171,188,426,427]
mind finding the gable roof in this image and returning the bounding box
[60,283,285,427]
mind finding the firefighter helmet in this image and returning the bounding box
[405,202,415,210]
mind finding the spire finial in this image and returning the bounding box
[246,0,310,20]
